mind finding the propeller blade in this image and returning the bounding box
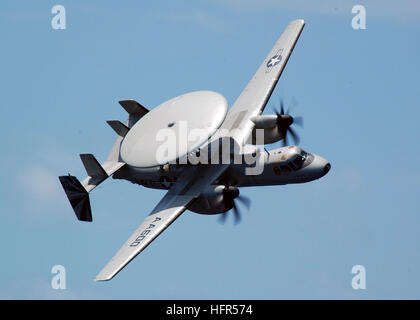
[219,187,251,225]
[232,202,241,225]
[219,194,230,224]
[288,127,300,145]
[272,96,304,147]
[237,195,251,210]
[294,116,303,127]
[280,98,285,115]
[219,212,228,224]
[282,132,288,146]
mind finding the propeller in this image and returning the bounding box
[219,186,251,225]
[274,98,303,146]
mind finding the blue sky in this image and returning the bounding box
[1,0,419,299]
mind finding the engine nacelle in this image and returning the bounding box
[248,115,285,145]
[188,185,234,215]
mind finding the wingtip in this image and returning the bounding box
[94,269,116,282]
[94,275,112,282]
[292,19,305,26]
[94,278,108,282]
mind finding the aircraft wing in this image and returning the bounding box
[94,192,194,281]
[94,164,229,281]
[220,19,305,143]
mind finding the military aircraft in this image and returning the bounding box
[59,19,330,281]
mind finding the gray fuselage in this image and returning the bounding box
[113,145,330,190]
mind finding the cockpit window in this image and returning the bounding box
[291,157,303,169]
[290,150,308,170]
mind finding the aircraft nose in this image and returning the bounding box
[323,162,331,175]
[308,155,331,179]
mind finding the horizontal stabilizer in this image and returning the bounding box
[118,100,148,116]
[59,175,92,222]
[106,120,129,138]
[80,154,108,182]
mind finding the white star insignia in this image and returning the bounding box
[267,56,281,67]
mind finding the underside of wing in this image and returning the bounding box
[220,19,305,144]
[94,192,195,281]
[94,164,229,281]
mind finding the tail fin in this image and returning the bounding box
[118,100,148,128]
[59,154,125,221]
[118,100,148,116]
[59,175,92,222]
[106,120,129,138]
[80,154,108,186]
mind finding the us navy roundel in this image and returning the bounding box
[267,55,282,68]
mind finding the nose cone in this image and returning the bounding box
[316,156,331,178]
[303,155,331,180]
[323,162,331,175]
[317,157,331,179]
